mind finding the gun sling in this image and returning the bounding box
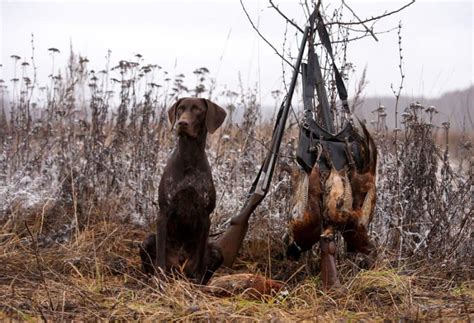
[296,11,364,173]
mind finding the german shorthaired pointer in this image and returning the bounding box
[140,97,226,284]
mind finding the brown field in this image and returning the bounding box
[1,219,472,321]
[0,52,472,320]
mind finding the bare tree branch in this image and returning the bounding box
[314,26,397,46]
[240,0,294,68]
[328,0,415,26]
[268,0,414,36]
[243,0,412,72]
[268,0,304,33]
[342,0,379,41]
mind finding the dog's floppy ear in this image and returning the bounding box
[204,99,226,134]
[168,98,183,130]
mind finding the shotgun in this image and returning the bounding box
[217,25,311,267]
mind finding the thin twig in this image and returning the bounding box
[268,0,304,33]
[35,304,48,322]
[341,0,379,42]
[314,26,397,46]
[351,66,368,113]
[328,0,416,26]
[25,222,55,312]
[90,157,159,207]
[240,0,294,68]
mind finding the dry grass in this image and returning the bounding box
[1,44,472,321]
[1,217,472,321]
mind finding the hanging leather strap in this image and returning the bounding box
[296,9,355,172]
[303,9,350,134]
[301,11,317,123]
[315,11,350,114]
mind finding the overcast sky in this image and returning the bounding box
[0,0,472,106]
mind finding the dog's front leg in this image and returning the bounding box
[155,211,168,275]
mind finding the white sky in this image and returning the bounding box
[0,0,472,105]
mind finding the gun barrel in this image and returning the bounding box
[258,25,310,193]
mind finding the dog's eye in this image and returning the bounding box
[192,106,202,112]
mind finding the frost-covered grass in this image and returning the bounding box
[0,50,472,320]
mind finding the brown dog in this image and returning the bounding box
[140,97,226,284]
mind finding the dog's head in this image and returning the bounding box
[168,98,227,138]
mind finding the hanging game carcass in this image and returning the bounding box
[286,119,378,289]
[280,10,379,289]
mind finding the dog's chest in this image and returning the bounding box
[161,167,215,210]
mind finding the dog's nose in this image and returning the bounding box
[177,120,189,127]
